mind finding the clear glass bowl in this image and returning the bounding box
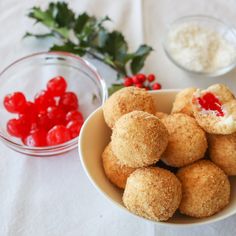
[0,52,108,156]
[163,15,236,77]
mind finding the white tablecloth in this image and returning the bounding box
[0,0,236,235]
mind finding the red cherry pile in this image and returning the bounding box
[3,76,84,147]
[123,73,161,90]
[197,92,224,117]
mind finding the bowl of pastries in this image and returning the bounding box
[79,84,236,226]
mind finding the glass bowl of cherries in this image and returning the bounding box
[0,52,107,156]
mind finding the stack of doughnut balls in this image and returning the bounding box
[101,84,236,222]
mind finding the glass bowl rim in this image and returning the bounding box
[162,14,236,77]
[0,51,108,153]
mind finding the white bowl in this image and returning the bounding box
[79,89,236,226]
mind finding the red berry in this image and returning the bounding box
[152,83,162,90]
[144,86,150,90]
[36,110,53,131]
[147,74,155,82]
[7,117,30,138]
[66,120,83,138]
[22,129,47,147]
[132,75,140,84]
[34,90,56,111]
[66,110,84,123]
[47,125,71,145]
[47,106,66,125]
[4,92,27,113]
[59,92,78,112]
[47,76,67,97]
[136,74,146,83]
[135,83,143,88]
[124,78,133,87]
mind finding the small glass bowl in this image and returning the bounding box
[163,15,236,77]
[0,52,108,156]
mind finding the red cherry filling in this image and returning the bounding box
[197,92,224,117]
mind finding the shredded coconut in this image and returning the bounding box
[167,23,236,72]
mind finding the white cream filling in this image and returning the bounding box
[216,115,236,129]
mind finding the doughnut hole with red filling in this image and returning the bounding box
[192,84,236,134]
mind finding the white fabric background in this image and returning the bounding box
[0,0,236,235]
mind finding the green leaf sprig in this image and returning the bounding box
[25,1,153,80]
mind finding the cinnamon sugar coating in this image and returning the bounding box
[177,160,230,218]
[103,87,156,128]
[161,113,207,167]
[111,111,168,168]
[171,87,196,117]
[208,132,236,175]
[123,167,182,221]
[102,143,136,189]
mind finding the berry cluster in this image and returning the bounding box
[4,76,84,147]
[123,73,161,90]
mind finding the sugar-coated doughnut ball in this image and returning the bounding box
[103,87,156,128]
[177,160,230,218]
[192,84,236,135]
[123,167,182,221]
[102,143,136,189]
[155,111,169,120]
[208,133,236,175]
[161,113,207,167]
[171,87,196,116]
[111,111,169,168]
